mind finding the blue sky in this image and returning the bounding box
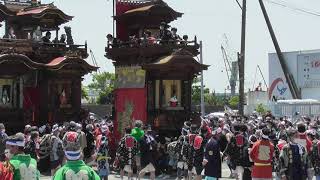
[44,0,320,93]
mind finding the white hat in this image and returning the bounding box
[212,127,222,135]
[101,125,108,133]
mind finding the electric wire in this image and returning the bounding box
[264,0,320,17]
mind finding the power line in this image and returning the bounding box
[235,0,242,10]
[264,0,320,17]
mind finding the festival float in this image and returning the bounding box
[106,0,208,137]
[0,0,97,132]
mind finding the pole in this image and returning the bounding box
[200,41,205,116]
[258,0,300,99]
[113,0,116,37]
[239,0,246,116]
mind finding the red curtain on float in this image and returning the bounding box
[116,1,140,41]
[114,88,147,140]
[23,87,40,123]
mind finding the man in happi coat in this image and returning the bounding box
[249,127,274,180]
[308,129,320,180]
[225,123,249,180]
[279,128,308,180]
[203,127,222,180]
[188,126,208,180]
[295,122,313,180]
[274,132,288,180]
[96,125,110,180]
[53,131,100,180]
[117,127,138,180]
[138,126,157,180]
[6,133,40,180]
[175,126,190,180]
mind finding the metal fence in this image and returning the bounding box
[270,103,320,118]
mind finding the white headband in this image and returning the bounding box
[65,150,81,160]
[261,134,269,139]
[6,140,25,147]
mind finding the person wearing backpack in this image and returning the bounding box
[279,128,308,180]
[308,129,319,180]
[6,132,40,180]
[38,132,52,173]
[224,123,249,180]
[53,131,100,180]
[24,131,39,161]
[188,126,208,180]
[50,124,64,176]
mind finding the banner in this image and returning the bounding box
[115,66,146,88]
[114,88,147,139]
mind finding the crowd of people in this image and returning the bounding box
[3,25,72,45]
[107,21,190,48]
[0,112,320,179]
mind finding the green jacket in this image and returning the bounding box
[53,160,100,180]
[10,154,40,180]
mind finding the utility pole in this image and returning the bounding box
[239,0,246,116]
[200,41,205,117]
[258,0,300,99]
[113,0,116,37]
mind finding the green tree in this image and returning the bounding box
[88,72,115,104]
[192,77,209,104]
[256,103,268,115]
[81,86,89,100]
[228,96,239,107]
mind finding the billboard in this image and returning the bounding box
[115,66,146,89]
[268,53,292,102]
[297,53,320,88]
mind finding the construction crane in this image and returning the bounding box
[221,35,238,96]
[89,49,101,74]
[252,65,268,91]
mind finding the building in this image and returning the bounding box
[269,49,320,101]
[0,0,97,131]
[106,0,208,137]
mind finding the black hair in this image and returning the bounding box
[107,34,113,38]
[145,31,151,36]
[240,124,247,132]
[233,123,241,132]
[262,128,271,137]
[297,123,306,133]
[287,128,298,138]
[125,127,131,134]
[30,131,39,140]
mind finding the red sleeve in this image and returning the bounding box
[250,142,259,161]
[307,139,312,153]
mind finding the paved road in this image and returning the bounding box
[41,162,233,180]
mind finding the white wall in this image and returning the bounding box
[268,49,320,101]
